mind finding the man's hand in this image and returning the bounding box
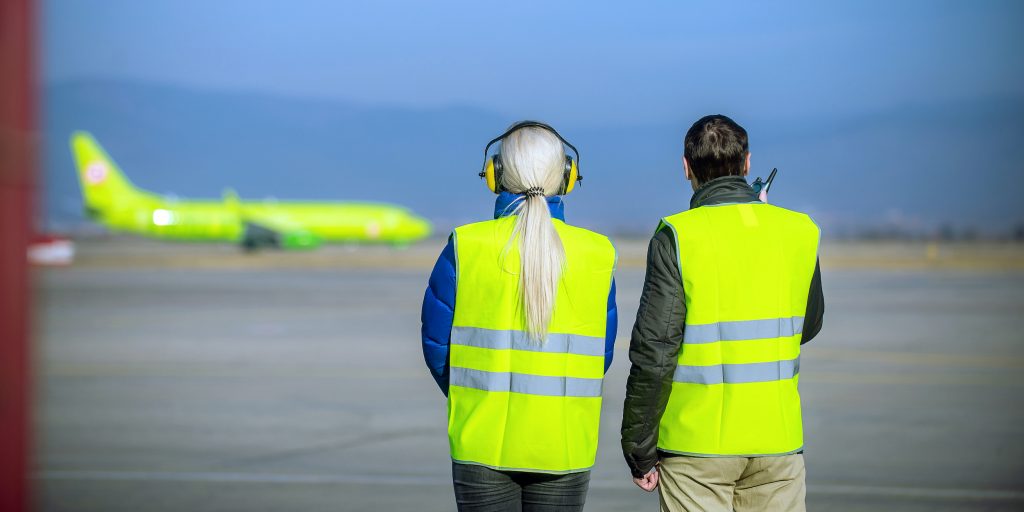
[632,467,659,492]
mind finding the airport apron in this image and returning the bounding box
[658,202,819,456]
[448,216,615,473]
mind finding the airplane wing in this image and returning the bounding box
[241,212,321,250]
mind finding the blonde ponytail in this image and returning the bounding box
[498,126,568,341]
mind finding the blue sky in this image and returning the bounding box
[45,0,1023,126]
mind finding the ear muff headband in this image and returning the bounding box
[479,121,582,195]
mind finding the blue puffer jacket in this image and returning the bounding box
[421,191,618,395]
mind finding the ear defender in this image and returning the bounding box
[479,155,504,194]
[561,155,580,195]
[479,121,582,196]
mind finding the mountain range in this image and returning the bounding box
[43,79,1024,237]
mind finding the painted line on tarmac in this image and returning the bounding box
[37,470,1024,501]
[803,372,1024,387]
[43,364,426,380]
[806,483,1024,501]
[807,348,1024,369]
[38,470,449,486]
[42,365,1024,387]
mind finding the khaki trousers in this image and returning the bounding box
[658,454,805,512]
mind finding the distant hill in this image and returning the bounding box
[44,79,1024,236]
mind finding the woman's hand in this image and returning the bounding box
[633,467,659,492]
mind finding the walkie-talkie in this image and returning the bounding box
[751,168,777,202]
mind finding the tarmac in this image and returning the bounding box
[33,239,1024,511]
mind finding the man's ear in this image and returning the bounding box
[742,153,751,177]
[683,156,692,180]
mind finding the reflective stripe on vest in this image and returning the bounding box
[658,202,818,457]
[683,316,804,344]
[673,357,800,385]
[452,326,606,357]
[448,216,615,473]
[451,367,603,397]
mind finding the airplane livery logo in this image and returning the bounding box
[85,162,108,185]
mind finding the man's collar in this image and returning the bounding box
[690,176,760,209]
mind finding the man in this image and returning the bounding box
[621,115,824,511]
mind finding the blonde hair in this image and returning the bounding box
[498,125,568,341]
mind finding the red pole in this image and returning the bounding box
[0,0,36,509]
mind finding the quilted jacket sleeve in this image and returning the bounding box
[621,227,686,478]
[605,279,618,373]
[421,237,457,396]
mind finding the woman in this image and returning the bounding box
[421,121,617,511]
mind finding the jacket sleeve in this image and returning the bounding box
[621,227,686,478]
[800,259,824,345]
[421,236,457,396]
[604,279,618,374]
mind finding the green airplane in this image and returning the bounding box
[70,131,432,250]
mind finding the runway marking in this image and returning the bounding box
[43,364,426,380]
[803,372,1024,387]
[805,483,1024,501]
[37,470,1024,501]
[42,364,1024,387]
[807,348,1024,369]
[38,470,449,486]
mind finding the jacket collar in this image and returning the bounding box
[690,176,760,209]
[494,191,565,221]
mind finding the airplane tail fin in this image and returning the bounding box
[70,131,142,217]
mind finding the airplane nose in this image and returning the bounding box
[412,217,433,239]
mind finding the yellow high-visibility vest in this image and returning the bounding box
[658,202,819,456]
[448,216,616,473]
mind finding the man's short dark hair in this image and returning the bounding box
[684,115,749,184]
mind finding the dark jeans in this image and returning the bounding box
[452,462,591,512]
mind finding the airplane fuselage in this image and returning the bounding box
[94,194,431,249]
[72,131,432,249]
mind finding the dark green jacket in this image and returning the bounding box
[620,176,825,478]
